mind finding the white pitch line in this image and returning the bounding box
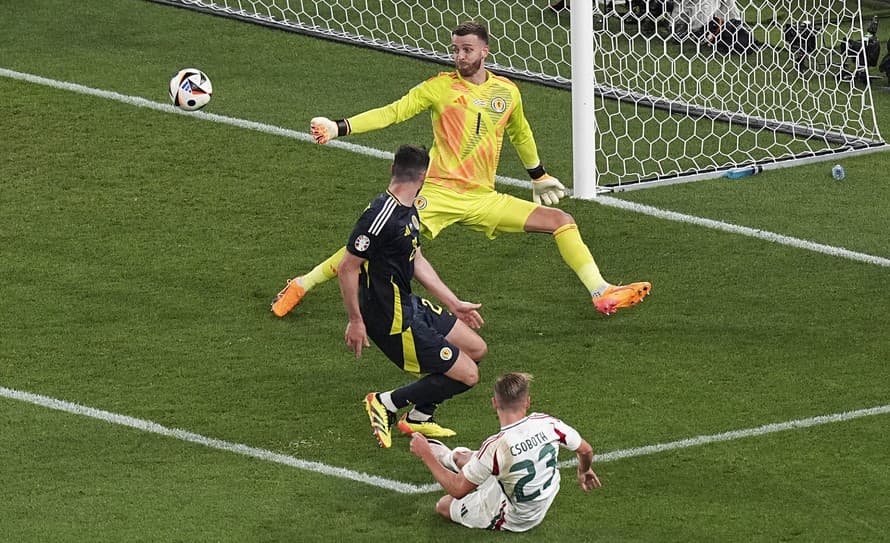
[0,67,387,160]
[596,197,890,268]
[0,386,433,495]
[3,385,889,493]
[2,66,888,267]
[559,403,890,468]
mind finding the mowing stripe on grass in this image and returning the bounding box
[2,67,887,268]
[3,385,888,494]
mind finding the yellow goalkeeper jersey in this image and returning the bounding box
[346,71,541,194]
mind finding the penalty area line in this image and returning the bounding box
[3,385,889,494]
[2,66,888,268]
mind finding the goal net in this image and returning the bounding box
[148,0,887,193]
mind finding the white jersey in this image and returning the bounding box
[459,412,583,531]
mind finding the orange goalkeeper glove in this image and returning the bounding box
[532,174,567,206]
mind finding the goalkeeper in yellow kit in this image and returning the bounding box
[273,21,650,321]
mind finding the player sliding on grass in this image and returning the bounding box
[273,20,650,318]
[340,145,487,444]
[409,372,601,532]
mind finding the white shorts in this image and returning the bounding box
[449,478,508,530]
[448,478,546,532]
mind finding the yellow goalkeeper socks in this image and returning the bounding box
[301,246,347,291]
[552,223,609,296]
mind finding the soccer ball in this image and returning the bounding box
[169,68,212,111]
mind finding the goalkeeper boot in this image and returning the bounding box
[397,413,457,438]
[364,393,396,449]
[593,282,652,316]
[271,276,306,317]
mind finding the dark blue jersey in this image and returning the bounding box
[346,190,422,335]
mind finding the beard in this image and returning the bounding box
[456,57,484,78]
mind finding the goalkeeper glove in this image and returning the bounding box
[532,174,566,206]
[310,117,348,144]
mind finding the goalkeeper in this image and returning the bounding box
[273,21,650,318]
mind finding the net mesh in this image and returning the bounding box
[149,0,886,188]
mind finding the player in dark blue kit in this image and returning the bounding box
[338,145,487,448]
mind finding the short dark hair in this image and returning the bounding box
[391,144,429,183]
[452,21,489,44]
[494,372,532,410]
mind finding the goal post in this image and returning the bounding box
[146,0,887,194]
[571,0,599,199]
[576,0,887,193]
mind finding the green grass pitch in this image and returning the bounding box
[1,1,889,541]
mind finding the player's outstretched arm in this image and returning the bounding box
[574,439,602,492]
[310,80,434,144]
[413,249,483,329]
[337,252,370,358]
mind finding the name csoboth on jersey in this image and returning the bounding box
[509,431,550,457]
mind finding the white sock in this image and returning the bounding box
[590,282,612,299]
[428,441,459,472]
[408,409,432,422]
[447,447,473,472]
[440,450,458,472]
[379,392,397,413]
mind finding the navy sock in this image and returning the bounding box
[390,374,471,414]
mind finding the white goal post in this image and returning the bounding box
[147,0,887,195]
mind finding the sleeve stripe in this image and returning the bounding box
[476,431,503,457]
[369,198,397,235]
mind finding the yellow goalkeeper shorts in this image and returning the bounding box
[415,182,537,240]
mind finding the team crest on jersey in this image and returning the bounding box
[490,97,507,113]
[354,234,371,252]
[439,347,453,361]
[411,215,420,230]
[414,196,428,210]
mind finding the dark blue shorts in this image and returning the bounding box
[367,295,459,376]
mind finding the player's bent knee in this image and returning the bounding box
[476,342,488,361]
[467,338,487,361]
[448,355,479,387]
[436,495,454,519]
[526,206,576,233]
[461,364,479,387]
[450,322,485,352]
[447,324,487,362]
[553,208,575,227]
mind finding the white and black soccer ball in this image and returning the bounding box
[169,68,212,111]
